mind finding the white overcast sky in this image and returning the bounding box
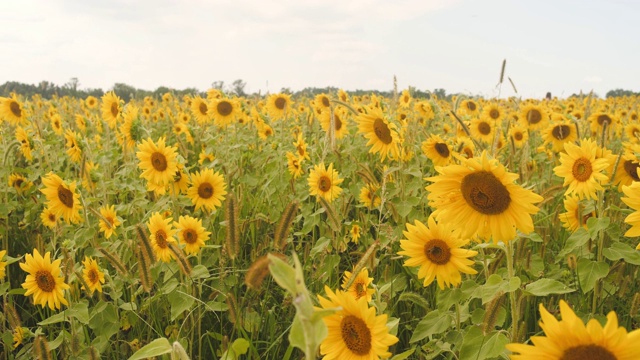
[2,0,639,98]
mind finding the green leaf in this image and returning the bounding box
[268,254,296,295]
[587,217,610,239]
[310,237,331,257]
[577,258,609,293]
[67,301,90,324]
[459,327,509,360]
[190,264,210,279]
[205,301,229,312]
[524,279,575,296]
[89,302,119,339]
[390,347,416,360]
[603,242,640,265]
[288,313,305,353]
[128,337,172,360]
[38,312,66,326]
[558,227,590,258]
[168,290,195,321]
[220,338,250,360]
[479,274,519,304]
[409,310,452,343]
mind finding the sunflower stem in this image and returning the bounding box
[505,240,519,342]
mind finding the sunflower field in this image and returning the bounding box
[1,87,640,360]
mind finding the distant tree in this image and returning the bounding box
[606,89,637,98]
[112,83,138,102]
[231,79,247,97]
[211,81,224,90]
[433,88,447,99]
[280,87,292,95]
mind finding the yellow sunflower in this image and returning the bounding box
[120,105,142,150]
[589,111,617,135]
[170,168,190,195]
[258,123,275,140]
[559,195,595,232]
[509,124,529,149]
[553,139,610,200]
[148,212,178,262]
[40,207,58,229]
[8,173,32,193]
[426,151,543,243]
[613,152,640,190]
[356,107,401,161]
[520,103,549,131]
[317,286,398,360]
[98,205,121,239]
[469,117,495,144]
[481,103,504,123]
[293,134,311,161]
[210,98,240,127]
[20,248,70,310]
[81,257,105,295]
[307,162,344,203]
[399,217,477,289]
[15,126,33,161]
[266,93,291,120]
[320,109,349,139]
[0,95,25,125]
[286,151,304,179]
[75,114,87,132]
[542,121,578,152]
[456,137,476,159]
[174,215,211,255]
[187,168,227,212]
[100,91,122,129]
[50,114,64,135]
[40,173,83,224]
[0,250,6,279]
[459,99,480,117]
[341,269,375,302]
[314,93,332,114]
[350,224,362,244]
[64,129,82,163]
[422,134,454,166]
[506,300,640,360]
[85,95,98,109]
[136,137,179,187]
[359,183,381,209]
[190,96,210,124]
[621,182,640,248]
[624,123,640,143]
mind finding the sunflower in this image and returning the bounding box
[341,269,375,302]
[456,137,476,159]
[81,257,105,295]
[506,300,640,360]
[85,96,98,109]
[0,250,6,279]
[170,167,190,195]
[589,111,617,135]
[75,114,87,132]
[9,173,32,193]
[481,103,504,123]
[399,89,412,108]
[64,129,82,163]
[356,107,400,161]
[120,105,142,150]
[0,95,25,125]
[350,224,361,244]
[286,151,304,178]
[314,93,332,114]
[422,134,453,166]
[621,182,640,248]
[101,91,122,129]
[20,249,70,310]
[320,109,349,139]
[187,168,227,212]
[98,205,121,239]
[50,114,63,135]
[398,217,477,289]
[190,96,210,124]
[174,215,211,255]
[136,137,179,187]
[41,173,83,224]
[542,121,577,152]
[509,124,529,149]
[624,123,640,143]
[317,286,398,360]
[266,93,291,120]
[148,212,178,262]
[258,123,275,140]
[553,139,610,200]
[198,150,215,165]
[469,117,495,144]
[308,162,344,203]
[459,99,480,117]
[15,126,33,161]
[613,152,640,190]
[40,207,58,229]
[293,134,311,161]
[211,98,239,127]
[359,183,381,209]
[426,151,543,243]
[559,195,595,232]
[520,103,549,131]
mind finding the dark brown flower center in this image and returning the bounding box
[340,315,372,356]
[373,118,393,144]
[572,158,593,182]
[35,270,56,292]
[552,125,572,140]
[274,97,286,110]
[624,160,640,181]
[199,102,208,115]
[434,143,450,158]
[527,109,542,124]
[151,152,168,171]
[489,109,500,120]
[466,101,477,111]
[318,176,332,192]
[560,344,616,360]
[87,269,99,283]
[424,239,451,265]
[514,131,523,141]
[478,122,491,135]
[14,179,24,188]
[321,96,330,108]
[354,281,367,299]
[110,102,118,118]
[217,101,233,116]
[48,213,56,222]
[10,101,22,117]
[183,229,198,244]
[597,114,612,126]
[155,230,168,248]
[57,185,74,208]
[198,182,214,199]
[334,115,342,131]
[461,171,511,215]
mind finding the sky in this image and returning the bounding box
[2,0,639,98]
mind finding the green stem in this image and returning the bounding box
[505,241,519,342]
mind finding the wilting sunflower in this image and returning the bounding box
[64,129,82,163]
[359,183,381,209]
[553,139,610,200]
[81,257,105,295]
[542,121,577,152]
[317,286,398,360]
[469,117,495,144]
[40,207,58,229]
[426,151,543,243]
[613,152,640,190]
[41,173,83,224]
[320,109,349,139]
[0,95,25,125]
[399,217,477,289]
[356,107,400,161]
[9,173,32,193]
[559,195,595,232]
[621,182,640,249]
[85,95,98,109]
[506,300,640,360]
[190,96,210,124]
[98,205,121,239]
[136,137,179,187]
[422,134,453,166]
[508,124,529,149]
[341,269,375,302]
[101,91,121,129]
[187,168,227,212]
[174,215,211,255]
[520,103,548,131]
[210,98,239,127]
[286,151,304,178]
[308,162,344,203]
[20,249,70,310]
[148,212,178,262]
[266,93,291,120]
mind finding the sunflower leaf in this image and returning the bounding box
[577,258,609,293]
[128,337,172,360]
[524,278,575,296]
[602,242,640,265]
[410,310,452,343]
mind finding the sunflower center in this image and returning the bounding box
[434,143,450,157]
[424,239,451,265]
[574,208,594,225]
[110,102,118,118]
[463,147,474,158]
[14,179,24,188]
[572,158,593,182]
[461,170,511,215]
[340,315,372,356]
[514,132,523,141]
[155,230,168,248]
[623,160,640,181]
[354,282,366,299]
[275,97,286,110]
[373,118,393,145]
[87,269,99,284]
[35,270,56,292]
[334,115,342,131]
[321,96,330,107]
[57,185,74,208]
[198,182,214,199]
[199,102,208,115]
[217,101,233,116]
[489,109,500,120]
[10,101,22,117]
[297,145,305,157]
[552,125,571,140]
[318,176,332,192]
[183,229,198,244]
[527,109,542,124]
[478,122,491,135]
[48,213,56,222]
[105,216,115,226]
[151,152,168,171]
[466,102,477,111]
[597,114,611,126]
[560,344,616,360]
